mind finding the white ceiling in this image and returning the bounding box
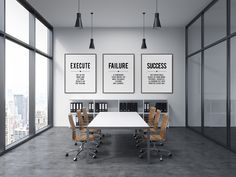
[26,0,212,28]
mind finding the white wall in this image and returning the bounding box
[53,27,185,127]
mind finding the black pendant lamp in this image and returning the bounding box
[75,0,83,28]
[141,12,147,49]
[89,12,95,49]
[153,0,161,28]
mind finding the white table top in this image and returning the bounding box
[88,112,149,128]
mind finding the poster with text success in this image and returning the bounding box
[103,54,134,93]
[65,54,96,93]
[142,54,173,93]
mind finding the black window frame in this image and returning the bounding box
[0,0,53,155]
[186,0,236,152]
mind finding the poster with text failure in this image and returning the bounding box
[103,54,134,93]
[65,54,96,93]
[142,54,173,93]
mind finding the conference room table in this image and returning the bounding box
[86,112,150,163]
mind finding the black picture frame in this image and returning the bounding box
[64,53,97,94]
[141,53,173,94]
[102,53,135,94]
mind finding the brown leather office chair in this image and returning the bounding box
[150,109,161,133]
[134,107,157,141]
[81,108,103,140]
[76,109,97,133]
[147,106,157,126]
[78,109,102,146]
[138,113,172,161]
[135,109,161,146]
[77,110,87,133]
[65,113,97,161]
[81,107,91,125]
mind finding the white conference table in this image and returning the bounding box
[86,112,150,163]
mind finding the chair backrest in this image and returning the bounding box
[148,106,156,126]
[77,110,85,130]
[68,113,76,141]
[153,109,161,130]
[82,107,89,125]
[160,113,169,140]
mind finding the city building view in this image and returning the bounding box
[5,93,28,145]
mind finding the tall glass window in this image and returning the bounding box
[35,54,48,131]
[232,0,236,33]
[36,19,50,54]
[187,0,236,151]
[5,40,29,146]
[231,37,236,151]
[6,0,29,44]
[188,53,201,132]
[188,18,201,55]
[204,0,226,46]
[204,42,227,146]
[0,0,4,31]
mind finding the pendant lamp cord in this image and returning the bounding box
[91,12,93,38]
[143,12,145,38]
[156,0,158,13]
[78,0,80,12]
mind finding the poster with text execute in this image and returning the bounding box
[64,54,96,93]
[141,54,173,93]
[103,54,134,93]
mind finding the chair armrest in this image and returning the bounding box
[75,125,88,129]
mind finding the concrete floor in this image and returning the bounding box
[0,127,236,177]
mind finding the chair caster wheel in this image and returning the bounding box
[168,153,172,157]
[92,155,96,159]
[102,134,105,137]
[94,149,98,153]
[138,154,143,159]
[65,153,69,157]
[74,142,77,145]
[96,145,99,148]
[139,149,143,153]
[73,157,77,161]
[136,145,139,148]
[100,141,103,144]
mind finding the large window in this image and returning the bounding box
[187,0,236,151]
[36,19,51,54]
[231,0,236,33]
[204,42,227,146]
[204,0,226,46]
[0,0,53,153]
[6,0,29,44]
[0,0,4,31]
[231,37,236,151]
[187,54,201,133]
[0,36,4,153]
[35,54,48,131]
[5,40,29,146]
[188,18,201,55]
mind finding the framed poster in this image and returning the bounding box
[103,54,135,93]
[64,54,97,93]
[141,54,173,93]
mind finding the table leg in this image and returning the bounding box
[147,128,150,163]
[86,128,89,163]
